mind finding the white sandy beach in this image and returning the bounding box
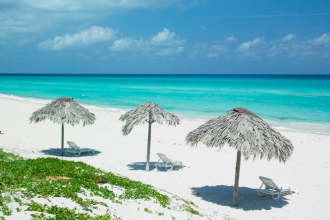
[1,96,330,220]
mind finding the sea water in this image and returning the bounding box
[0,74,329,134]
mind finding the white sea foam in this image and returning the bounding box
[265,119,330,135]
[0,93,128,115]
[0,93,51,104]
[83,104,128,114]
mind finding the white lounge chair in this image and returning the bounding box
[156,153,189,171]
[257,176,299,200]
[66,141,95,157]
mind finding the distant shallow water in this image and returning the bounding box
[0,74,329,134]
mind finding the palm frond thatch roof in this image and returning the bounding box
[29,97,96,126]
[119,102,180,135]
[186,108,293,162]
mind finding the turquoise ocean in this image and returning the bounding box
[0,74,329,134]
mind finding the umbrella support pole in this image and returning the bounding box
[146,121,152,171]
[61,123,64,157]
[233,150,241,206]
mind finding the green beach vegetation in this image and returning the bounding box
[0,148,199,219]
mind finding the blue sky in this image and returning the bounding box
[0,0,330,74]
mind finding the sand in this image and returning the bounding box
[0,96,329,220]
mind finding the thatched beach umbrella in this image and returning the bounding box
[119,102,180,171]
[29,97,96,156]
[186,108,294,206]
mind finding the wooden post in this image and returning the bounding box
[233,150,241,206]
[146,120,152,171]
[61,123,64,156]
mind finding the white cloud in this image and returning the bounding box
[155,46,184,56]
[226,35,237,43]
[238,37,263,50]
[207,53,219,58]
[39,26,116,50]
[191,43,227,58]
[201,26,207,30]
[109,38,143,51]
[310,33,330,45]
[0,0,187,40]
[282,34,296,42]
[177,46,184,52]
[207,45,227,57]
[267,41,311,57]
[268,45,281,56]
[266,33,330,58]
[25,0,183,11]
[149,28,185,46]
[190,0,200,7]
[194,34,330,60]
[109,28,186,56]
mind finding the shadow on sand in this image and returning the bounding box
[127,162,187,172]
[191,185,289,210]
[127,162,158,171]
[39,148,102,157]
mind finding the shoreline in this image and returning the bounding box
[1,93,329,136]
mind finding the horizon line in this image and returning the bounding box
[1,73,330,76]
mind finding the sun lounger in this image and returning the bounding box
[257,176,299,200]
[156,153,189,171]
[66,141,95,157]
